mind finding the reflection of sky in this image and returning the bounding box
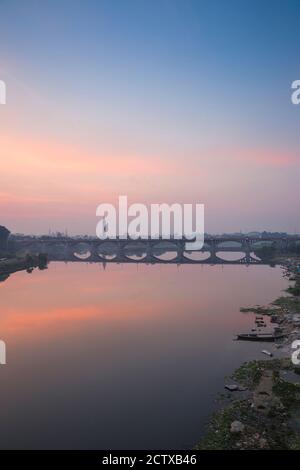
[0,262,288,448]
[0,261,288,340]
[0,0,299,234]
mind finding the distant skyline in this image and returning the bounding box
[0,0,299,235]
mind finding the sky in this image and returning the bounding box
[0,0,299,235]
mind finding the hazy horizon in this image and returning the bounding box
[0,0,299,235]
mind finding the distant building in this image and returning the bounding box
[0,226,10,251]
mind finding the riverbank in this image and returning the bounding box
[0,253,48,277]
[196,256,300,450]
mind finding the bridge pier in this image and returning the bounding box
[243,251,251,264]
[176,244,184,263]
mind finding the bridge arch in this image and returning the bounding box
[183,251,211,261]
[215,251,245,262]
[123,242,147,261]
[152,241,178,261]
[73,242,92,260]
[97,242,118,260]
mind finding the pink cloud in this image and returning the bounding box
[233,148,298,167]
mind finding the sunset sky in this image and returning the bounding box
[0,0,299,235]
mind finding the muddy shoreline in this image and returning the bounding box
[196,256,300,450]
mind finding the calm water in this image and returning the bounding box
[0,261,288,449]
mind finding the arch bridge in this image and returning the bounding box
[10,235,300,265]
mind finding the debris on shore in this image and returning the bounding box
[196,256,300,450]
[196,359,300,450]
[240,305,282,315]
[261,350,273,357]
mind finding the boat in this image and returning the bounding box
[236,332,285,342]
[261,349,273,357]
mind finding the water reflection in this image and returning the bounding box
[0,262,288,449]
[216,251,245,261]
[123,243,147,261]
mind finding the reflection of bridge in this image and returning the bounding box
[10,235,300,265]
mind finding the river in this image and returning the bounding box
[0,261,289,449]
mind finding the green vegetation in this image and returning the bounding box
[196,359,300,450]
[273,296,300,313]
[272,375,300,409]
[240,306,278,315]
[233,359,292,388]
[195,402,248,450]
[196,260,300,450]
[286,285,300,296]
[232,361,265,388]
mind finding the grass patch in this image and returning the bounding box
[240,306,275,315]
[273,377,300,409]
[273,296,300,313]
[286,286,300,297]
[232,360,289,389]
[195,401,249,450]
